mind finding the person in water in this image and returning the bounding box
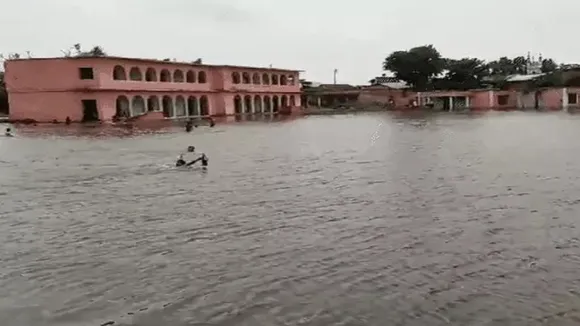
[4,128,13,137]
[176,146,208,167]
[185,119,193,132]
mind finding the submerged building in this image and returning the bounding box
[3,56,302,122]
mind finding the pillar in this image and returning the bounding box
[488,91,495,108]
[465,96,470,109]
[172,98,176,118]
[317,96,321,108]
[449,96,454,112]
[563,87,569,111]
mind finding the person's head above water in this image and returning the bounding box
[6,128,10,132]
[187,146,195,152]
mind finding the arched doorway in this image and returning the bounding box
[281,95,288,108]
[289,95,296,107]
[252,73,260,84]
[262,74,270,85]
[113,66,126,80]
[244,95,252,113]
[200,96,209,116]
[263,96,271,113]
[280,75,287,85]
[145,68,157,81]
[147,96,159,112]
[131,96,146,115]
[272,96,279,113]
[234,95,243,114]
[254,95,262,113]
[187,96,199,116]
[116,95,130,117]
[175,96,186,116]
[160,69,171,82]
[272,75,279,85]
[162,96,173,117]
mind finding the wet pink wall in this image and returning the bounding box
[8,92,91,121]
[420,90,520,110]
[540,88,563,110]
[358,89,416,107]
[469,91,491,108]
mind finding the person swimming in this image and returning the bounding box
[175,146,208,167]
[4,128,13,137]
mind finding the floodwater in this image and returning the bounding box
[2,112,580,326]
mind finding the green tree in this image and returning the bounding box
[86,46,106,57]
[488,56,527,75]
[383,45,445,90]
[70,44,107,57]
[439,58,490,90]
[541,58,557,73]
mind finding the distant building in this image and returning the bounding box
[369,75,410,89]
[4,56,302,122]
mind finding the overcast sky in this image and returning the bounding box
[1,0,578,84]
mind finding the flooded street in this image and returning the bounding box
[3,112,580,326]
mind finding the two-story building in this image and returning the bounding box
[3,56,302,122]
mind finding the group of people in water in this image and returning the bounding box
[3,117,214,168]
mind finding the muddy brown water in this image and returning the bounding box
[2,112,580,325]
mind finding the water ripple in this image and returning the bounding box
[2,112,580,325]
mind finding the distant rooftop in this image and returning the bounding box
[5,56,302,73]
[505,73,545,82]
[370,76,410,89]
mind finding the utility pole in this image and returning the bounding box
[333,69,338,84]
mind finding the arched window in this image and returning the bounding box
[113,66,127,80]
[186,70,196,83]
[198,71,207,83]
[232,72,241,84]
[160,69,171,82]
[242,72,250,84]
[129,67,142,81]
[252,73,260,84]
[145,68,157,82]
[173,70,184,82]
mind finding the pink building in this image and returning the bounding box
[4,56,302,122]
[417,87,580,111]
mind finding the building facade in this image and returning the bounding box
[3,56,302,122]
[416,87,580,111]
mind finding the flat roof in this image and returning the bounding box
[6,56,303,73]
